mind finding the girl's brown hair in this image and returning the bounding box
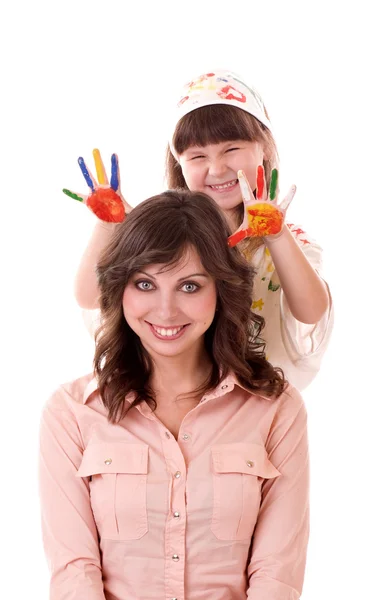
[95,190,285,424]
[165,104,278,258]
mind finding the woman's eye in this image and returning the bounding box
[226,147,239,153]
[191,155,204,160]
[136,280,154,291]
[181,282,199,293]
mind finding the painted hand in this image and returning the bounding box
[63,149,129,222]
[227,166,296,247]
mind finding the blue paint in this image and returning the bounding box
[110,154,119,191]
[78,157,95,191]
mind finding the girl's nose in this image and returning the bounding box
[209,158,227,178]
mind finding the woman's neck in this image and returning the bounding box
[149,346,212,402]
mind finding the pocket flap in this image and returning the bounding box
[76,442,149,477]
[211,443,280,479]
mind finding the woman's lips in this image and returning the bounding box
[146,322,190,340]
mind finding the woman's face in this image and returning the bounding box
[178,139,264,215]
[122,246,217,361]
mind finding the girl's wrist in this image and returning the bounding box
[265,224,287,245]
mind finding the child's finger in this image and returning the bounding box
[256,165,266,200]
[228,227,251,247]
[238,170,256,204]
[110,153,120,192]
[93,148,108,185]
[62,188,86,203]
[269,168,278,201]
[78,157,97,191]
[279,184,297,212]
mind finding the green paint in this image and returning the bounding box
[63,188,84,202]
[261,277,266,281]
[268,279,280,292]
[269,169,278,201]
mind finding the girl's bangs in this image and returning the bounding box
[173,105,265,154]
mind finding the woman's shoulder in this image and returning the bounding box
[44,373,96,414]
[273,381,307,421]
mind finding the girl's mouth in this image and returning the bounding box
[146,322,190,340]
[208,179,238,192]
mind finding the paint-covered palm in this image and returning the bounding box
[227,167,296,247]
[63,149,129,223]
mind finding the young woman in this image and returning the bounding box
[40,190,309,599]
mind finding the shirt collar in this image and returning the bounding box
[82,372,273,405]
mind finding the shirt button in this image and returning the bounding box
[246,460,254,467]
[173,511,180,518]
[182,433,190,440]
[174,471,181,479]
[165,431,171,439]
[172,554,180,561]
[104,458,112,465]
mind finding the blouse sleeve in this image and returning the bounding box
[246,386,309,599]
[280,224,334,366]
[38,388,106,600]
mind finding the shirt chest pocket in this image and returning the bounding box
[76,442,148,541]
[211,443,280,541]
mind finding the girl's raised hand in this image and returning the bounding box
[227,167,296,247]
[63,149,131,223]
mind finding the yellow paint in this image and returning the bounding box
[252,298,264,311]
[93,149,107,185]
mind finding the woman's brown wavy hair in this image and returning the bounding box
[94,190,285,424]
[165,104,279,259]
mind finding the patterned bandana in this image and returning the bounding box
[169,70,272,158]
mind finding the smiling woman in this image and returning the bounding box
[39,189,309,600]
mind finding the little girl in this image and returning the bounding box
[71,70,333,390]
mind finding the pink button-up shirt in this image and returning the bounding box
[39,373,309,600]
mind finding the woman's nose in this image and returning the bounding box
[157,292,179,321]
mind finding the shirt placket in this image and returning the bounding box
[161,427,187,600]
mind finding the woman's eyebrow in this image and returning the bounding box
[136,270,209,281]
[176,273,209,282]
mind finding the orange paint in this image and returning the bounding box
[247,203,283,236]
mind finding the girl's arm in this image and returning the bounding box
[266,225,329,324]
[74,221,117,309]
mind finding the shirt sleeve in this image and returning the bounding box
[38,389,106,600]
[246,386,309,599]
[280,224,334,364]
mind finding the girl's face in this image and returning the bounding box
[179,140,264,214]
[122,246,217,361]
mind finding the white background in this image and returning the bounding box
[1,1,372,598]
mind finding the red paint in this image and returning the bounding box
[227,228,250,247]
[217,85,246,103]
[257,166,264,199]
[178,95,189,107]
[86,187,125,223]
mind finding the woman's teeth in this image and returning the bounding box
[210,180,238,190]
[153,325,184,337]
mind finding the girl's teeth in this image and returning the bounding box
[211,180,237,190]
